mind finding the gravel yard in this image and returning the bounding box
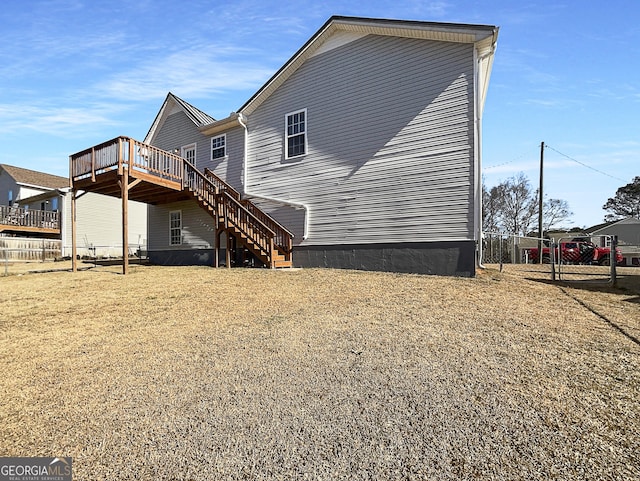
[1,265,638,480]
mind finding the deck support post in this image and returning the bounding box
[226,230,231,269]
[71,188,77,273]
[213,228,219,267]
[121,167,129,275]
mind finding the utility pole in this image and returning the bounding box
[538,141,544,263]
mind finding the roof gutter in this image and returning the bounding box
[237,113,310,240]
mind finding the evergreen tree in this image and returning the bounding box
[602,176,640,221]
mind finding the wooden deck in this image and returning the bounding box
[0,205,60,237]
[70,136,293,273]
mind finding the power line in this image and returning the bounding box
[483,150,533,171]
[544,144,626,182]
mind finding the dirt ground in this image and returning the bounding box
[1,264,638,480]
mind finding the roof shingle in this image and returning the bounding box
[0,164,68,189]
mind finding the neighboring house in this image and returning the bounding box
[0,164,68,239]
[587,218,640,266]
[70,16,499,276]
[1,164,147,257]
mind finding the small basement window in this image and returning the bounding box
[285,109,307,159]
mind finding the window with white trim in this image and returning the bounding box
[211,134,226,160]
[285,109,307,159]
[169,210,182,246]
[182,144,196,167]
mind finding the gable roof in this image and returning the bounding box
[588,217,640,234]
[0,164,68,190]
[238,15,499,116]
[144,92,217,144]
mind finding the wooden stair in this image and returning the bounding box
[186,163,293,268]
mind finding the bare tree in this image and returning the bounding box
[483,173,572,236]
[498,173,538,236]
[482,181,504,233]
[543,198,573,232]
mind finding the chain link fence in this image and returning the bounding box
[482,232,622,285]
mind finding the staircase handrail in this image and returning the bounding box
[203,167,293,253]
[183,160,218,206]
[219,191,276,258]
[241,199,294,253]
[183,162,277,256]
[203,168,241,201]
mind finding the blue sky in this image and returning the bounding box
[1,0,638,228]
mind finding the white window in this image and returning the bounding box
[182,144,197,167]
[170,211,182,246]
[285,109,307,159]
[8,190,13,206]
[211,135,226,160]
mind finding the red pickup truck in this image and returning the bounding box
[528,240,623,265]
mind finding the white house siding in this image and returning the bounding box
[245,34,475,247]
[61,192,147,257]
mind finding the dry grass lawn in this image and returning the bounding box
[1,264,639,480]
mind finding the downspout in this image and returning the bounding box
[474,33,498,270]
[237,112,309,240]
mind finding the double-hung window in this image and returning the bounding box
[211,135,226,160]
[169,211,182,246]
[285,109,307,159]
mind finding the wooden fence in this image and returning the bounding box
[0,237,62,261]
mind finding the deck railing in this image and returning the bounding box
[0,205,60,231]
[71,136,184,184]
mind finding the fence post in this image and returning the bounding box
[42,238,45,262]
[3,248,7,276]
[550,239,556,281]
[610,235,618,288]
[499,235,503,272]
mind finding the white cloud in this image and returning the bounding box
[96,46,276,102]
[0,102,123,136]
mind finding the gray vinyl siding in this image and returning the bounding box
[60,193,147,257]
[152,111,211,170]
[0,173,18,204]
[153,112,245,192]
[245,34,475,246]
[147,201,215,251]
[200,126,245,192]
